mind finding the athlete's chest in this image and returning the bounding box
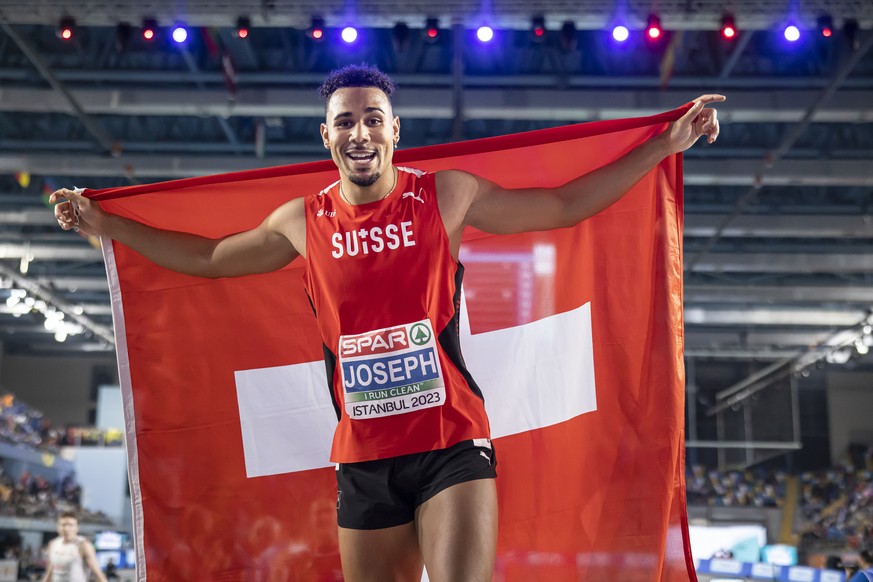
[51,543,79,566]
[312,184,438,263]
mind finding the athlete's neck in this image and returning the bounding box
[340,166,398,205]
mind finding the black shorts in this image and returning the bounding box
[335,439,497,530]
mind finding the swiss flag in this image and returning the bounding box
[94,106,693,581]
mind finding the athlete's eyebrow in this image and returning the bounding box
[332,107,386,121]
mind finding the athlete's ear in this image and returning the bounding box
[320,123,330,149]
[392,116,400,147]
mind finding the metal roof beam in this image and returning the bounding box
[684,307,865,326]
[0,303,111,316]
[2,2,872,29]
[5,153,873,185]
[692,253,873,273]
[686,285,873,304]
[684,214,873,238]
[0,18,119,155]
[685,350,807,360]
[685,31,873,272]
[0,243,102,261]
[2,87,873,123]
[3,70,873,90]
[686,330,836,347]
[0,262,114,344]
[684,159,873,187]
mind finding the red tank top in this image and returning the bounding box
[303,167,491,463]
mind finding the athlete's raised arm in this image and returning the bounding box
[439,94,723,237]
[50,188,305,279]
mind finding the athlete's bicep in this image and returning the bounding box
[448,171,569,235]
[208,198,304,277]
[265,197,307,259]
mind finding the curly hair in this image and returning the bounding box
[318,63,397,103]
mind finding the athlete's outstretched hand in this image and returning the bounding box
[663,94,725,154]
[50,188,107,238]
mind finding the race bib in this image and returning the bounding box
[339,320,446,419]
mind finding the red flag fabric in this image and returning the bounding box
[92,106,693,582]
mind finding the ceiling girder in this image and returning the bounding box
[4,154,873,185]
[4,70,873,91]
[7,209,873,240]
[684,215,873,238]
[685,284,873,304]
[1,87,872,123]
[4,1,873,29]
[692,252,873,273]
[684,307,865,326]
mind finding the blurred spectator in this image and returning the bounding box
[0,467,110,525]
[0,392,123,451]
[798,446,873,549]
[849,550,873,582]
[104,557,119,580]
[846,563,860,580]
[686,464,787,507]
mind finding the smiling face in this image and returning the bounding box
[320,87,400,189]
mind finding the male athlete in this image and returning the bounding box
[52,65,722,582]
[43,511,109,582]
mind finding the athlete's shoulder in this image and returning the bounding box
[433,169,481,204]
[314,178,342,198]
[395,166,426,178]
[267,197,305,223]
[301,179,340,211]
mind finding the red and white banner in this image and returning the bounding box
[93,106,693,581]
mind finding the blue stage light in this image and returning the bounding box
[341,26,358,43]
[612,25,629,42]
[172,24,188,43]
[784,24,800,42]
[476,26,494,42]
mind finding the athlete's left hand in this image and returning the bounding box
[663,94,725,154]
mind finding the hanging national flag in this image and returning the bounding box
[42,177,58,207]
[90,106,693,582]
[14,171,30,188]
[221,49,238,97]
[660,32,685,89]
[200,26,221,59]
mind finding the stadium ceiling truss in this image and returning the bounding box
[0,3,872,407]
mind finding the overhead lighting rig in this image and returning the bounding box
[236,17,251,39]
[142,18,158,41]
[308,17,325,41]
[424,17,440,42]
[57,17,75,41]
[720,14,737,40]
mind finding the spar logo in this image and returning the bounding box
[340,323,409,358]
[409,323,431,346]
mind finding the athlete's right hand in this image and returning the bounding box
[50,188,106,237]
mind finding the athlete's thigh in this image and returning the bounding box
[415,478,498,582]
[338,522,424,582]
